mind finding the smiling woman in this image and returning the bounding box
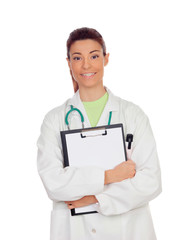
[37,27,162,240]
[66,27,108,96]
[67,39,109,101]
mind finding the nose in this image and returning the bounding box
[82,57,91,69]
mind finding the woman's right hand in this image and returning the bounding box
[104,160,136,185]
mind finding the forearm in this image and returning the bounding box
[37,116,106,202]
[96,145,162,216]
[104,160,136,185]
[65,195,98,209]
[96,168,162,216]
[104,169,114,185]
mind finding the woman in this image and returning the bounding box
[37,27,162,240]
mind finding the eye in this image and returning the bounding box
[91,55,99,60]
[73,56,81,61]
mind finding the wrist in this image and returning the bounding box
[92,196,98,204]
[88,195,98,204]
[104,169,114,185]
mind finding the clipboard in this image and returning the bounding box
[60,124,127,216]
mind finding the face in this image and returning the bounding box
[67,39,109,90]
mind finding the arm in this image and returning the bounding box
[104,160,136,185]
[94,114,162,216]
[37,112,105,202]
[65,160,136,209]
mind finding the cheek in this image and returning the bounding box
[70,64,79,76]
[96,63,104,73]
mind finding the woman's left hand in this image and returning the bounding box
[65,195,98,209]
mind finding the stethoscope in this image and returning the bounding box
[65,105,112,130]
[65,105,133,154]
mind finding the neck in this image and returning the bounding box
[79,85,106,102]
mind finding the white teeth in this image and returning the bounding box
[82,73,95,76]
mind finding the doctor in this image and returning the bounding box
[37,27,162,240]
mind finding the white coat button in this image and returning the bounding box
[92,228,96,233]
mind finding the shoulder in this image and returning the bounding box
[112,93,152,141]
[111,91,148,121]
[43,98,71,128]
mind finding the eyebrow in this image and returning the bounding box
[90,50,100,54]
[72,50,100,56]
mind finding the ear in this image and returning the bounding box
[104,53,110,66]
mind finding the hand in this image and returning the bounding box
[65,195,98,209]
[105,160,136,184]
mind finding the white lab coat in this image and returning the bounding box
[37,87,162,240]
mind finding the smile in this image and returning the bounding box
[81,72,96,77]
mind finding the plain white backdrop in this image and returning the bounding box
[0,0,183,239]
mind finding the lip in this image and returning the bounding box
[80,72,96,79]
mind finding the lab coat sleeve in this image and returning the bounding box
[95,111,162,216]
[37,112,105,202]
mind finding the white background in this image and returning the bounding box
[0,0,183,239]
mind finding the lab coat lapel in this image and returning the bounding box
[97,88,119,126]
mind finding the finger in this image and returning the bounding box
[66,203,73,207]
[127,160,134,164]
[128,161,136,167]
[68,204,74,209]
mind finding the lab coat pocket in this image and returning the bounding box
[50,209,70,240]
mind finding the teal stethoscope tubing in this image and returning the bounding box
[65,105,112,130]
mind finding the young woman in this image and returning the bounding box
[37,27,162,240]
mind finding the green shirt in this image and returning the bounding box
[82,92,109,127]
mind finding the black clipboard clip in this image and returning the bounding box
[80,128,107,138]
[126,134,133,149]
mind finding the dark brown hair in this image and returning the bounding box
[67,27,106,59]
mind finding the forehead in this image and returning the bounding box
[70,39,103,54]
